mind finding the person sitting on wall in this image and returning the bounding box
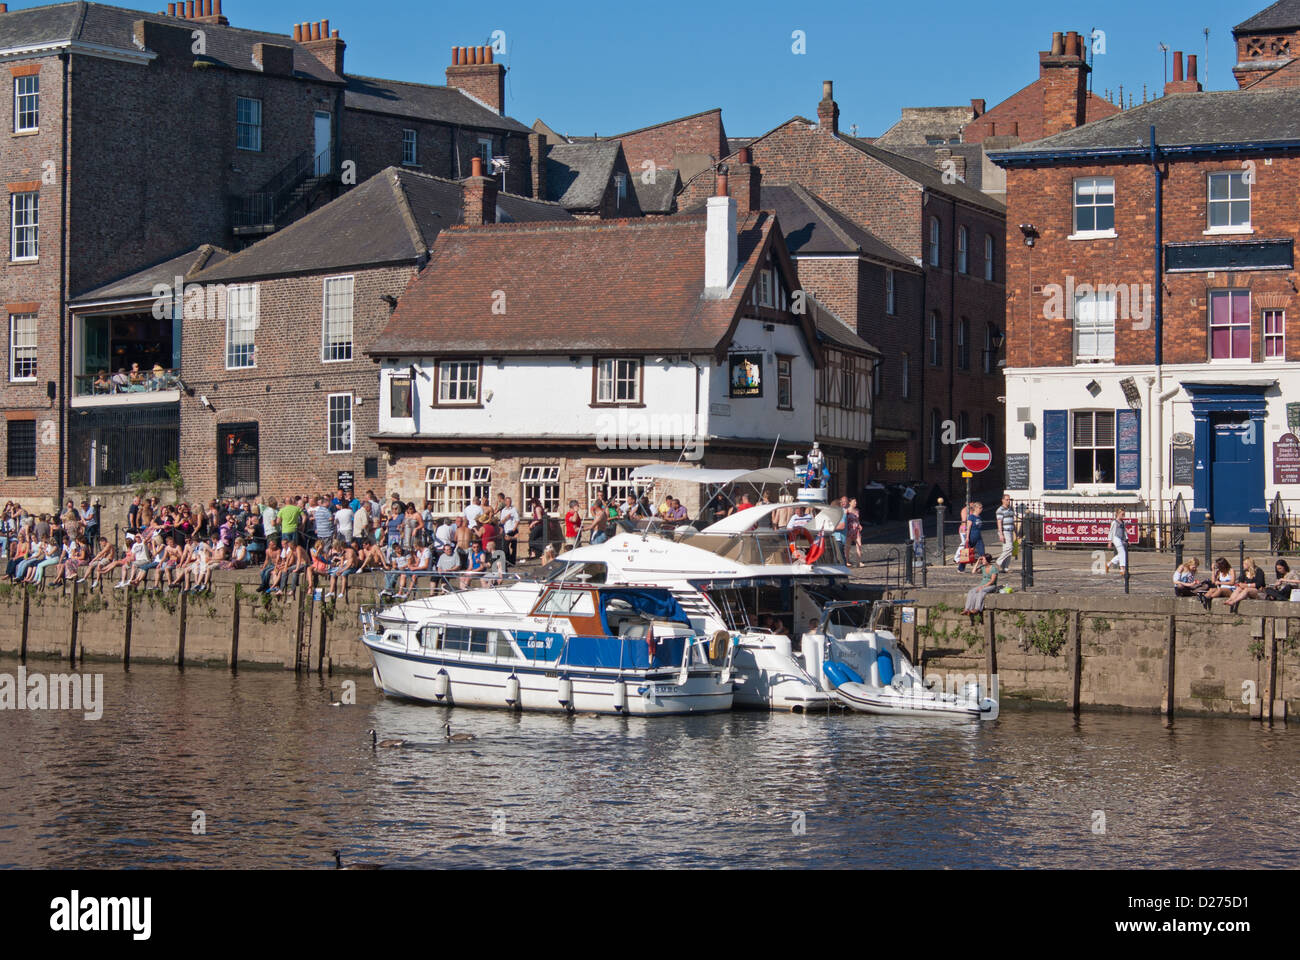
[1173,557,1211,605]
[1265,559,1300,602]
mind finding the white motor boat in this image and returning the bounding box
[360,578,734,717]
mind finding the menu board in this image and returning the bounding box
[1116,410,1141,490]
[1274,433,1300,484]
[1005,454,1030,491]
[1170,433,1195,487]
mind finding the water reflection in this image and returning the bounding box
[0,656,1295,869]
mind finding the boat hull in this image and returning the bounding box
[365,641,733,717]
[831,681,995,720]
[730,640,834,712]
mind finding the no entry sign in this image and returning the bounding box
[954,441,992,474]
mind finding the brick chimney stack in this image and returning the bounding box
[528,131,548,201]
[297,20,346,76]
[1039,29,1090,137]
[463,155,498,226]
[728,146,762,213]
[173,0,228,25]
[447,45,506,115]
[1164,51,1203,94]
[817,80,839,135]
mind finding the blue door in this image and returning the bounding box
[1210,413,1261,525]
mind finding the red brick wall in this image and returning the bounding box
[1234,29,1300,88]
[1002,155,1300,370]
[177,264,415,501]
[615,110,729,174]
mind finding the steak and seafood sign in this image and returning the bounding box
[1043,518,1139,544]
[1274,433,1300,485]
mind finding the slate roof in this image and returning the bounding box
[344,75,531,133]
[630,167,679,214]
[859,142,989,194]
[990,88,1300,162]
[1236,0,1300,32]
[0,2,342,83]
[546,142,621,209]
[839,135,1006,214]
[743,184,915,267]
[193,167,572,283]
[370,212,787,356]
[72,244,229,302]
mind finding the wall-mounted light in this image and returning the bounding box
[1018,223,1039,248]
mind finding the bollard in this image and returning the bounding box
[1021,538,1033,590]
[936,500,946,567]
[1174,541,1184,568]
[1204,515,1212,566]
[1123,561,1130,595]
[905,542,914,586]
[1238,539,1245,574]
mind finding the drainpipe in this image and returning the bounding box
[1149,126,1167,533]
[684,355,702,451]
[57,51,70,509]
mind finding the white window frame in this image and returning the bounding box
[929,216,940,266]
[321,275,354,362]
[758,269,774,307]
[596,357,641,405]
[521,465,561,515]
[777,355,793,409]
[1263,309,1285,361]
[1072,410,1116,487]
[1071,177,1116,239]
[224,284,257,370]
[437,360,481,405]
[1209,290,1252,362]
[327,393,353,454]
[11,191,37,262]
[236,97,262,152]
[402,129,418,166]
[1074,290,1117,362]
[984,234,994,281]
[957,226,968,274]
[614,172,627,207]
[885,269,896,315]
[477,138,494,166]
[9,313,36,382]
[1206,171,1251,234]
[14,74,38,133]
[585,466,648,509]
[425,466,491,514]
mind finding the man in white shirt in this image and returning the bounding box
[463,497,484,528]
[788,507,813,529]
[499,498,520,564]
[435,519,454,550]
[335,503,355,544]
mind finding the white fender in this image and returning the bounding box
[613,681,627,713]
[505,674,520,707]
[557,675,573,710]
[433,670,450,700]
[372,667,382,689]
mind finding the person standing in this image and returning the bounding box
[995,494,1018,571]
[1106,507,1128,575]
[967,502,986,560]
[500,497,520,564]
[563,500,582,551]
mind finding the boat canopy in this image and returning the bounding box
[700,502,844,534]
[630,465,795,487]
[600,588,691,630]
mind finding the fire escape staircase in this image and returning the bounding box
[229,146,354,238]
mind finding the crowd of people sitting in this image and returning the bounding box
[1172,555,1300,613]
[86,362,180,395]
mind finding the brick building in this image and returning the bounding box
[78,163,568,505]
[990,85,1300,529]
[1233,0,1300,89]
[0,1,545,511]
[685,82,1007,502]
[368,176,846,528]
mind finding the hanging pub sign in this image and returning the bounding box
[729,353,763,398]
[1273,433,1300,485]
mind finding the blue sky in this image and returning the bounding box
[31,0,1271,135]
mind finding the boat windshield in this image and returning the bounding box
[673,530,846,566]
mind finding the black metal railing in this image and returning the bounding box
[67,405,179,488]
[230,146,355,230]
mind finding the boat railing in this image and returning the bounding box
[375,569,537,613]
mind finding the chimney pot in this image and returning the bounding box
[314,22,323,41]
[971,98,986,117]
[484,46,493,64]
[1050,31,1064,55]
[167,3,175,15]
[204,0,211,15]
[716,172,729,197]
[452,46,460,65]
[332,30,339,39]
[1066,31,1082,57]
[1188,54,1198,81]
[821,80,833,100]
[215,0,222,15]
[321,20,330,39]
[472,46,481,65]
[1173,50,1184,82]
[471,156,484,178]
[738,146,752,163]
[186,1,195,18]
[293,24,301,41]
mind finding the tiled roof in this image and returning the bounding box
[810,296,879,355]
[760,185,919,266]
[193,167,571,283]
[0,2,343,83]
[72,244,229,302]
[990,88,1300,159]
[546,142,621,209]
[344,74,531,133]
[1236,0,1300,32]
[370,212,782,356]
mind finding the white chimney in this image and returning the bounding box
[704,174,737,297]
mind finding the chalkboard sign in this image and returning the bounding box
[1043,410,1068,490]
[1170,433,1195,486]
[1116,409,1141,490]
[337,471,355,495]
[1005,454,1030,491]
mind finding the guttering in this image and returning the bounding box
[989,139,1300,168]
[0,41,157,66]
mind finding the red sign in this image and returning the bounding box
[1043,518,1139,545]
[958,441,992,474]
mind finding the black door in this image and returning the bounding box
[217,422,259,498]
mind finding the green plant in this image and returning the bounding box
[165,459,184,494]
[128,468,159,485]
[1090,617,1112,633]
[1023,609,1068,657]
[1247,639,1265,661]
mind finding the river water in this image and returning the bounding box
[0,655,1295,869]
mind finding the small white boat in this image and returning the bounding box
[360,579,734,717]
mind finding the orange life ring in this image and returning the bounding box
[788,526,814,560]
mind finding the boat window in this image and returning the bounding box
[490,630,517,659]
[442,626,492,654]
[535,588,596,617]
[417,626,442,650]
[550,561,608,584]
